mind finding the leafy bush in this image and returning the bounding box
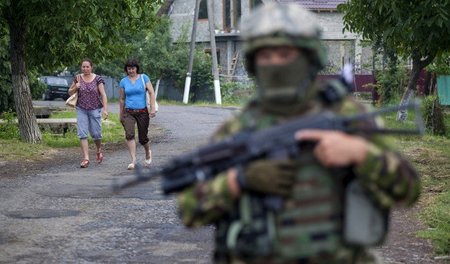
[374,67,408,105]
[427,53,450,75]
[221,80,255,105]
[133,18,213,96]
[29,70,47,100]
[0,111,20,140]
[422,96,447,136]
[0,27,14,113]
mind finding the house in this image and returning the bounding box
[161,0,373,80]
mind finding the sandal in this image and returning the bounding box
[96,152,104,164]
[80,159,90,168]
[127,163,135,170]
[144,150,152,167]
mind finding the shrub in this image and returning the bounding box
[0,111,20,140]
[220,80,255,105]
[422,96,446,136]
[375,67,408,105]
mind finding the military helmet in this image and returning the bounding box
[240,2,327,74]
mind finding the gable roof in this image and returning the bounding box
[278,0,346,11]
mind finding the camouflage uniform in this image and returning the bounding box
[178,3,420,264]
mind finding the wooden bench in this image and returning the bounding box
[36,118,77,136]
[1,118,113,136]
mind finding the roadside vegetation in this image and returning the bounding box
[384,108,450,256]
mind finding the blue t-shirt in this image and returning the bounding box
[120,74,150,109]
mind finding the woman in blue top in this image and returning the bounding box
[119,59,157,170]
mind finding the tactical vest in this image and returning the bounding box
[214,100,350,263]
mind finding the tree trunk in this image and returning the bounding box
[8,6,42,143]
[423,71,432,96]
[397,52,435,121]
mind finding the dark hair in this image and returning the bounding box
[81,58,94,67]
[124,59,141,74]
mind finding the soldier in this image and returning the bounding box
[177,3,420,264]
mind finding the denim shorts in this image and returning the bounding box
[76,107,102,140]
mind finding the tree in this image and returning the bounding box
[0,0,162,143]
[339,0,450,120]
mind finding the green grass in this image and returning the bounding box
[382,108,450,255]
[0,110,125,152]
[0,138,55,161]
[50,110,77,118]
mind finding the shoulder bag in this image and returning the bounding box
[65,75,80,107]
[141,74,159,112]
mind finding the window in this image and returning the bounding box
[198,0,208,20]
[250,0,263,9]
[224,0,241,31]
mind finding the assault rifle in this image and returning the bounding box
[112,102,423,250]
[112,102,424,195]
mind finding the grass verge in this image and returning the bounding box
[0,110,125,160]
[383,108,450,255]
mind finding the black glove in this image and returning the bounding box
[238,159,297,197]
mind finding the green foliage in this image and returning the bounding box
[220,80,256,105]
[427,53,450,75]
[0,0,163,72]
[339,1,450,59]
[132,18,213,94]
[374,67,408,105]
[29,70,47,100]
[339,0,450,99]
[0,111,20,139]
[422,96,447,136]
[92,17,213,100]
[0,22,13,113]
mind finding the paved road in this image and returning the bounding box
[0,103,236,263]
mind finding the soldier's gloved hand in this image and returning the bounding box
[237,160,297,197]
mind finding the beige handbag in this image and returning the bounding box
[66,75,80,107]
[65,92,78,107]
[141,75,159,112]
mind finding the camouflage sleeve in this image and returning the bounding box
[177,113,246,228]
[339,98,420,209]
[353,136,420,209]
[177,172,235,227]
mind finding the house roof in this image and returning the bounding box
[278,0,346,11]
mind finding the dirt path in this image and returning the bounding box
[0,104,444,263]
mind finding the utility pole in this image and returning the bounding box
[207,0,221,104]
[183,0,201,104]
